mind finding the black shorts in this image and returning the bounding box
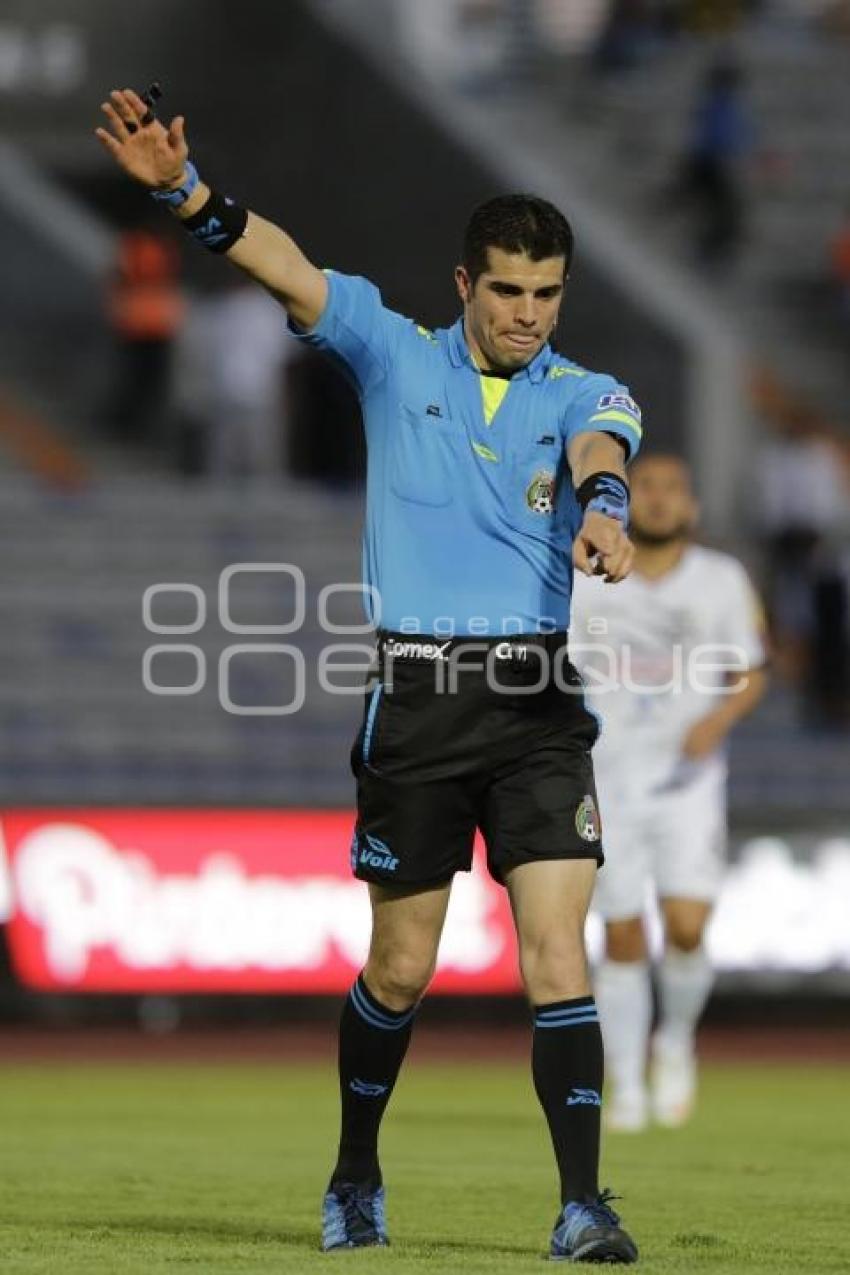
[349,630,604,889]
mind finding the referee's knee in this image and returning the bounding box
[363,952,434,1012]
[518,935,590,1005]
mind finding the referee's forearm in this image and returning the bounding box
[224,213,305,293]
[168,182,292,286]
[569,432,628,486]
[166,179,326,324]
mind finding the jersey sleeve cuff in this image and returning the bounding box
[287,267,336,341]
[571,418,642,460]
[587,409,643,458]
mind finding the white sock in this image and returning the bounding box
[656,947,714,1054]
[594,959,652,1099]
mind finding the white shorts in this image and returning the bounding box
[592,771,727,921]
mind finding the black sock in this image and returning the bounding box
[532,996,604,1206]
[330,972,417,1189]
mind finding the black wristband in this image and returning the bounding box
[575,471,630,525]
[181,189,248,254]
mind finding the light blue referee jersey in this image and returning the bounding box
[292,271,643,635]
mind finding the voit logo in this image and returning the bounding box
[355,832,399,874]
[575,794,601,843]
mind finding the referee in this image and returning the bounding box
[97,88,642,1264]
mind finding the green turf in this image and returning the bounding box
[0,1055,845,1273]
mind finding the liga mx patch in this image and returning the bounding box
[525,468,556,515]
[575,794,601,843]
[596,392,641,421]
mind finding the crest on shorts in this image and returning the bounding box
[525,468,556,515]
[575,794,601,843]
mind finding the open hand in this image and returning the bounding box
[573,510,634,583]
[95,88,188,190]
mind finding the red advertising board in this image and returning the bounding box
[0,810,520,994]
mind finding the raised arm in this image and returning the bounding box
[95,88,327,330]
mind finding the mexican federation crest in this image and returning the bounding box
[575,794,601,843]
[525,468,556,515]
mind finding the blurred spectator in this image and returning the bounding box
[829,208,850,318]
[287,347,365,488]
[535,0,613,56]
[593,0,663,73]
[102,226,185,441]
[504,0,541,85]
[754,401,850,724]
[394,0,508,91]
[175,277,293,480]
[666,58,755,268]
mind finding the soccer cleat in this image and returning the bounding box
[604,1087,649,1134]
[321,1181,389,1250]
[550,1190,638,1263]
[651,1036,697,1128]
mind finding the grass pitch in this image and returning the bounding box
[0,1052,845,1273]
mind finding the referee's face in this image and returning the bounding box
[456,248,566,374]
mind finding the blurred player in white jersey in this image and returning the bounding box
[570,455,767,1131]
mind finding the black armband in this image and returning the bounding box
[181,190,248,254]
[576,471,630,526]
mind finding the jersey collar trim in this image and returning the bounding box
[446,318,552,383]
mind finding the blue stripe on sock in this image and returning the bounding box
[350,980,415,1031]
[350,986,399,1031]
[535,1010,598,1019]
[350,982,398,1029]
[536,1011,598,1022]
[535,1007,598,1020]
[536,1002,596,1019]
[534,1013,599,1029]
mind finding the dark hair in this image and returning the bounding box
[462,194,574,284]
